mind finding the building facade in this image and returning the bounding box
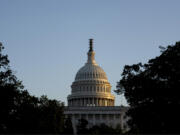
[64,39,128,133]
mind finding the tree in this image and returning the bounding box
[37,95,65,133]
[115,41,180,133]
[76,118,89,134]
[63,116,73,134]
[89,123,122,135]
[0,42,24,132]
[11,90,40,133]
[0,43,65,133]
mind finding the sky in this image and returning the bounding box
[0,0,180,106]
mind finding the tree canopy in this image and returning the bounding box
[115,41,180,133]
[0,42,70,133]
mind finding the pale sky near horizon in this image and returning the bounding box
[0,0,180,106]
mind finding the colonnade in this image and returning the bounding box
[68,98,114,106]
[70,113,122,129]
[72,84,111,93]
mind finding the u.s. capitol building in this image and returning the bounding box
[64,39,128,133]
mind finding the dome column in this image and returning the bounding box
[74,99,76,106]
[97,98,99,106]
[83,98,85,106]
[80,99,82,106]
[88,98,90,106]
[81,98,83,106]
[103,99,105,106]
[91,98,93,106]
[100,98,102,106]
[97,98,100,106]
[92,98,94,106]
[108,99,110,106]
[95,98,98,106]
[110,100,112,106]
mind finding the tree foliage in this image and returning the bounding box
[89,123,122,135]
[77,118,89,134]
[0,42,24,132]
[63,116,74,134]
[115,41,180,133]
[76,118,123,135]
[0,42,68,133]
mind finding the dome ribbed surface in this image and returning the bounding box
[75,63,108,81]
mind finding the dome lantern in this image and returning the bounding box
[89,39,93,52]
[87,38,97,65]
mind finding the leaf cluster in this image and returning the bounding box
[76,118,123,135]
[0,43,73,133]
[115,41,180,133]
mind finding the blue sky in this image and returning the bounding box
[0,0,180,106]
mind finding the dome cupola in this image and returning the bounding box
[67,39,115,106]
[75,39,108,81]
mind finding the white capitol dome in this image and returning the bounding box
[75,55,108,81]
[68,39,115,106]
[65,40,128,134]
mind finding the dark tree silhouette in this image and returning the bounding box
[63,116,73,134]
[89,123,122,135]
[0,43,65,133]
[76,118,123,135]
[0,42,24,132]
[37,95,65,133]
[76,118,89,134]
[115,41,180,133]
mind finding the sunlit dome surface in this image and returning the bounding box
[75,63,108,81]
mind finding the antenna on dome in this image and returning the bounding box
[89,39,93,52]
